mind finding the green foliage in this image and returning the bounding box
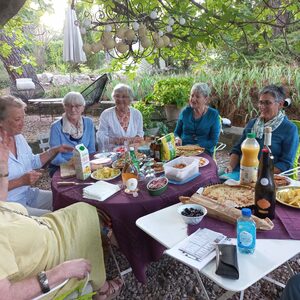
[44,83,88,98]
[133,100,155,129]
[153,77,193,107]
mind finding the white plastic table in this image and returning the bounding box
[136,203,300,300]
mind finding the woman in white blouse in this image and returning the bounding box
[96,83,144,151]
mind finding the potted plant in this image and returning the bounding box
[133,99,168,136]
[153,77,193,121]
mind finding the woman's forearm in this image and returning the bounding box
[0,265,68,300]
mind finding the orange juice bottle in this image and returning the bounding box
[240,133,260,185]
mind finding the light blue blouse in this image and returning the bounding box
[49,116,96,166]
[8,134,42,206]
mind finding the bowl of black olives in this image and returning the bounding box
[177,204,207,225]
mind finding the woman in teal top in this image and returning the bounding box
[174,83,221,156]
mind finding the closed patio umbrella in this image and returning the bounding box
[63,6,86,63]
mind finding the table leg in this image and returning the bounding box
[193,269,210,300]
[216,290,238,300]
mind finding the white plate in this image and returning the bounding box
[90,157,112,165]
[91,169,121,181]
[191,156,209,168]
[94,152,116,159]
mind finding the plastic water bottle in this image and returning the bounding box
[237,208,256,254]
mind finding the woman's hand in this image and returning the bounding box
[59,259,92,280]
[21,170,43,186]
[225,165,233,173]
[175,136,182,146]
[50,144,74,156]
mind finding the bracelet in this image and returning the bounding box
[0,172,8,177]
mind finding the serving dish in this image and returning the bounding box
[91,167,121,181]
[276,187,300,209]
[147,177,168,196]
[177,203,207,225]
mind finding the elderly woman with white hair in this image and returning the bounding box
[49,92,96,173]
[96,83,144,151]
[174,82,221,156]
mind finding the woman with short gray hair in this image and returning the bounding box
[49,91,96,175]
[227,84,298,174]
[96,83,144,150]
[174,82,221,156]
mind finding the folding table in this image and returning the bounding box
[136,203,300,300]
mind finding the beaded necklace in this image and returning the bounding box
[0,205,52,230]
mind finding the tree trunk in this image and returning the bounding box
[0,30,38,83]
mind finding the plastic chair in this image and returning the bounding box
[81,74,109,108]
[38,132,50,152]
[290,120,300,180]
[32,274,95,300]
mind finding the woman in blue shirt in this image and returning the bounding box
[49,92,96,175]
[227,85,298,174]
[174,82,221,156]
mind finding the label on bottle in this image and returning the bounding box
[256,198,271,210]
[239,230,253,247]
[260,178,269,186]
[240,165,258,184]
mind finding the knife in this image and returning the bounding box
[57,181,94,186]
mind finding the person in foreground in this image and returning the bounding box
[174,82,221,156]
[0,95,73,216]
[96,83,144,151]
[227,85,298,174]
[49,91,96,176]
[0,128,123,300]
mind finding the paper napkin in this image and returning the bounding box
[83,181,120,201]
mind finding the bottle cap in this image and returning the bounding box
[241,208,251,217]
[247,133,256,139]
[129,147,134,151]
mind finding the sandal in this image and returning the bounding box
[96,277,123,300]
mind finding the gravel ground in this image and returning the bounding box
[23,114,300,300]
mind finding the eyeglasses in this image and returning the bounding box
[258,100,277,107]
[65,104,83,109]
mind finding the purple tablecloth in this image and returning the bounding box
[188,202,300,239]
[52,153,219,283]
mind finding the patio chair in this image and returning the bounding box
[81,73,109,108]
[10,78,45,103]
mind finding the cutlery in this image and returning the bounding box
[57,181,94,186]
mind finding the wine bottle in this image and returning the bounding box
[254,148,276,220]
[122,148,138,187]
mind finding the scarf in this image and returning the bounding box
[252,110,285,139]
[62,113,84,139]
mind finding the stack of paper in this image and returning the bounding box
[83,181,120,201]
[165,228,229,271]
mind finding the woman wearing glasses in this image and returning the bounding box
[49,92,96,175]
[227,85,298,174]
[96,83,144,151]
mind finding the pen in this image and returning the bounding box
[180,250,200,261]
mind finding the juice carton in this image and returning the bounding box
[73,144,91,180]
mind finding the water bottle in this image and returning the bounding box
[237,208,256,254]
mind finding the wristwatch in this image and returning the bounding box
[37,271,50,293]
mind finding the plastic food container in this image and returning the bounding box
[163,156,199,182]
[147,177,168,196]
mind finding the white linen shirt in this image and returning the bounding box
[96,106,144,150]
[8,134,42,206]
